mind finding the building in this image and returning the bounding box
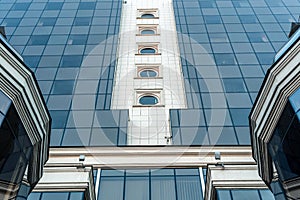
[250,27,300,199]
[0,0,299,199]
[0,29,51,199]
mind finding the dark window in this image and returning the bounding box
[60,55,83,68]
[140,48,156,54]
[139,96,158,105]
[11,3,30,11]
[28,192,84,200]
[45,2,64,10]
[28,35,49,45]
[216,189,275,200]
[222,78,247,92]
[2,18,21,27]
[51,80,75,95]
[141,14,155,19]
[49,110,69,129]
[98,169,203,200]
[78,2,96,10]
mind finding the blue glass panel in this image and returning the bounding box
[125,176,149,200]
[231,190,260,200]
[12,3,31,11]
[98,177,124,200]
[140,48,156,54]
[98,169,203,200]
[176,176,203,200]
[217,190,231,200]
[45,2,63,10]
[151,176,176,200]
[139,96,158,105]
[41,192,69,200]
[78,2,96,10]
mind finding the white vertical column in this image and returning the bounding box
[112,0,186,145]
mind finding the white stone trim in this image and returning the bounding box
[137,8,159,19]
[46,146,256,168]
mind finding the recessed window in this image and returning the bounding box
[135,90,162,106]
[139,95,158,105]
[141,14,155,19]
[139,69,158,78]
[141,29,155,35]
[137,25,158,35]
[140,48,156,54]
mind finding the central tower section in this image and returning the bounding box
[112,0,186,145]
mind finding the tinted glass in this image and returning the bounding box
[140,48,156,54]
[139,96,158,105]
[98,169,203,200]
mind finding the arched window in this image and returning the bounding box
[139,95,158,105]
[140,48,156,54]
[139,69,158,78]
[141,29,155,35]
[141,14,155,19]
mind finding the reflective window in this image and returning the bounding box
[0,0,123,148]
[141,29,155,35]
[28,192,84,200]
[28,35,50,45]
[141,14,155,19]
[78,2,96,10]
[12,3,30,11]
[139,70,158,78]
[216,189,275,200]
[140,48,156,54]
[98,169,203,200]
[139,96,158,105]
[45,2,63,10]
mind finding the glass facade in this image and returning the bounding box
[0,0,126,147]
[1,0,298,147]
[0,90,32,189]
[28,192,85,200]
[0,0,298,199]
[217,189,275,200]
[268,88,300,180]
[171,0,300,145]
[98,168,203,200]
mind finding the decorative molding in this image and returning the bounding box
[46,146,256,168]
